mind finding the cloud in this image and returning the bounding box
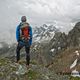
[21,0,80,25]
[0,0,80,32]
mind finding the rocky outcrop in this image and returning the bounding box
[48,22,80,55]
[68,22,80,47]
[0,58,69,80]
[49,32,68,55]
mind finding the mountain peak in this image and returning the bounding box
[33,24,60,43]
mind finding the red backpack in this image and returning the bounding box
[20,22,30,40]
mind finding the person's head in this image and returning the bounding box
[21,16,27,22]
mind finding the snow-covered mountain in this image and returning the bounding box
[33,24,60,43]
[0,23,61,46]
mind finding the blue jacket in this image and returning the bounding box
[16,23,32,46]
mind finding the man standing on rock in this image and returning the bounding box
[16,16,32,68]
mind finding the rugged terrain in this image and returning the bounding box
[0,22,80,80]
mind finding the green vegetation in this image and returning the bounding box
[0,58,8,66]
[27,69,39,80]
[30,60,37,65]
[70,76,80,80]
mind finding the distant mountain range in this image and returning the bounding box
[33,24,60,43]
[0,23,61,46]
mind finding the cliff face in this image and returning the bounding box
[48,22,80,55]
[68,22,80,47]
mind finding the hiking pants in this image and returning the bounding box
[16,42,30,65]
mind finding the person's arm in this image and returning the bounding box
[16,24,20,42]
[29,26,32,46]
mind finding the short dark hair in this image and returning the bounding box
[21,16,27,22]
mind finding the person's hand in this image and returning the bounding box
[30,45,32,48]
[16,42,19,45]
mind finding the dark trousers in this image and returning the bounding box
[16,42,30,65]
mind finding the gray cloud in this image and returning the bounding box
[0,0,80,32]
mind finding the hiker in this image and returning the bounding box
[16,16,32,67]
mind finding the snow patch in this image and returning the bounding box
[50,49,55,52]
[58,47,61,50]
[70,59,78,69]
[75,51,79,56]
[70,50,80,77]
[34,37,41,42]
[34,45,37,50]
[33,24,59,43]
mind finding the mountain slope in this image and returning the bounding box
[1,22,80,80]
[0,57,70,80]
[33,24,60,43]
[47,47,80,79]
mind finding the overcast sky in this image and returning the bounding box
[0,0,80,32]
